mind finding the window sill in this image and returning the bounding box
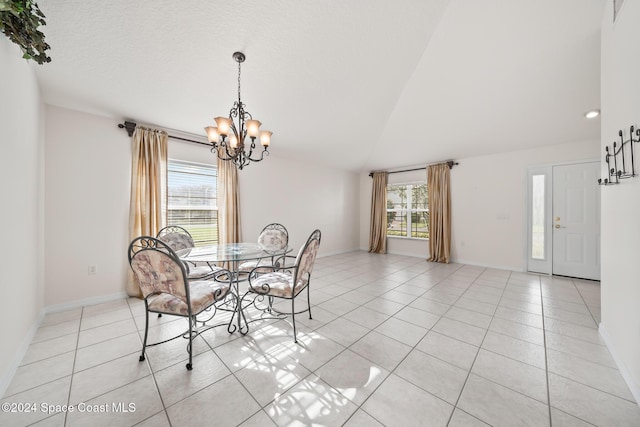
[387,235,428,241]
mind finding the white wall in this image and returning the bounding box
[451,141,599,270]
[599,0,640,401]
[359,140,600,270]
[239,156,360,255]
[43,107,360,309]
[44,106,131,307]
[0,38,45,395]
[169,136,362,254]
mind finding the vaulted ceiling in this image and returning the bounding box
[35,0,605,172]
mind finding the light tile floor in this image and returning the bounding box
[2,251,639,426]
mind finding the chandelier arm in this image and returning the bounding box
[244,139,255,161]
[246,147,269,163]
[211,143,235,162]
[211,146,228,161]
[222,140,237,161]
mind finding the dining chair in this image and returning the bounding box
[157,225,220,280]
[244,229,321,342]
[238,223,289,275]
[128,236,231,370]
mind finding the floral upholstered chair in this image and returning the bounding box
[238,223,289,275]
[244,229,321,342]
[128,236,231,370]
[157,226,220,280]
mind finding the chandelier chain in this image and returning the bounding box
[237,60,242,104]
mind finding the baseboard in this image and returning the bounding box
[317,248,361,258]
[357,246,426,259]
[45,291,129,314]
[356,245,528,272]
[599,323,640,406]
[386,249,428,258]
[0,308,45,398]
[449,258,524,272]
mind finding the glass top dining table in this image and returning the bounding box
[175,242,291,264]
[175,242,292,335]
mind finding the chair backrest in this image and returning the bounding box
[128,236,190,304]
[157,226,195,251]
[293,229,321,285]
[257,223,289,252]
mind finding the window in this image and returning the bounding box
[167,160,218,246]
[386,183,429,239]
[531,174,545,260]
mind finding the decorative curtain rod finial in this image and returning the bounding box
[117,121,137,137]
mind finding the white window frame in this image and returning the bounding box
[386,181,429,240]
[167,159,218,246]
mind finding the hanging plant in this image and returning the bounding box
[0,0,50,64]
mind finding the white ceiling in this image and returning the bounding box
[34,0,605,172]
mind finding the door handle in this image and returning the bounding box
[555,224,566,229]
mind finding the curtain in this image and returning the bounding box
[369,172,388,253]
[128,127,168,296]
[217,157,241,245]
[427,163,451,263]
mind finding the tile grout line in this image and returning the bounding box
[443,268,512,427]
[8,255,622,426]
[200,328,265,426]
[63,305,84,427]
[540,277,616,427]
[541,277,636,426]
[126,297,175,427]
[539,276,553,427]
[308,271,437,425]
[570,278,601,329]
[340,263,468,426]
[46,299,167,426]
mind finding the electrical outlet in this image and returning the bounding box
[88,265,97,275]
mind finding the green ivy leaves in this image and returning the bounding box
[0,0,51,64]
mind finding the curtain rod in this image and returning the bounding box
[368,160,459,177]
[117,121,211,147]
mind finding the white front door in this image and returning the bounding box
[552,162,600,280]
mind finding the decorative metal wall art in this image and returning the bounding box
[598,125,640,185]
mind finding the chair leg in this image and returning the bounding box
[139,302,150,362]
[307,285,312,320]
[186,315,194,370]
[291,297,297,343]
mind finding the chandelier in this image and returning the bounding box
[204,52,272,170]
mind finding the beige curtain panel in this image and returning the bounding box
[369,172,388,253]
[427,163,451,263]
[128,127,168,296]
[217,156,241,245]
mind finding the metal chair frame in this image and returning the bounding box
[240,223,289,277]
[128,236,231,370]
[242,229,321,343]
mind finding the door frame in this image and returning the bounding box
[525,159,600,276]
